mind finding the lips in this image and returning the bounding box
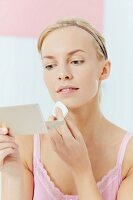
[57,86,79,93]
[59,88,78,92]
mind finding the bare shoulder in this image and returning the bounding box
[104,119,133,177]
[14,135,33,172]
[112,125,133,165]
[111,123,133,177]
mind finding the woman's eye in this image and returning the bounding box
[44,64,55,70]
[71,60,84,65]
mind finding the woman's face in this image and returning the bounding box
[41,26,105,108]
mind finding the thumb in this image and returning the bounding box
[0,123,14,137]
[0,127,8,135]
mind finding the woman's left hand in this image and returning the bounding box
[48,107,91,175]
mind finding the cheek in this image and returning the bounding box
[78,70,99,95]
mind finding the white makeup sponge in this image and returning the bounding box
[52,101,68,118]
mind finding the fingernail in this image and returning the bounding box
[0,127,8,134]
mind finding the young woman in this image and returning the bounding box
[0,17,133,200]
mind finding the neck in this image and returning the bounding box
[66,97,107,144]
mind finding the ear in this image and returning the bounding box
[99,60,111,81]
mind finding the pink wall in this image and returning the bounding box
[0,0,104,37]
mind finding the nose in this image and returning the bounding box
[58,70,73,81]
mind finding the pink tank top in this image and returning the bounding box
[33,132,132,200]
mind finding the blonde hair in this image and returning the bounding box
[37,17,108,60]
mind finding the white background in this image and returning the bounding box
[0,0,133,197]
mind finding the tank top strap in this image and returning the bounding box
[33,134,41,160]
[116,132,133,166]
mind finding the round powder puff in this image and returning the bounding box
[52,101,68,118]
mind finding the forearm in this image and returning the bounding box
[1,173,25,200]
[72,170,103,200]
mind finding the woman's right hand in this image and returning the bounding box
[0,126,23,177]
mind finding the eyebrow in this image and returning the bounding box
[42,49,86,60]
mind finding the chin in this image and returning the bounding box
[52,90,98,108]
[55,99,89,110]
